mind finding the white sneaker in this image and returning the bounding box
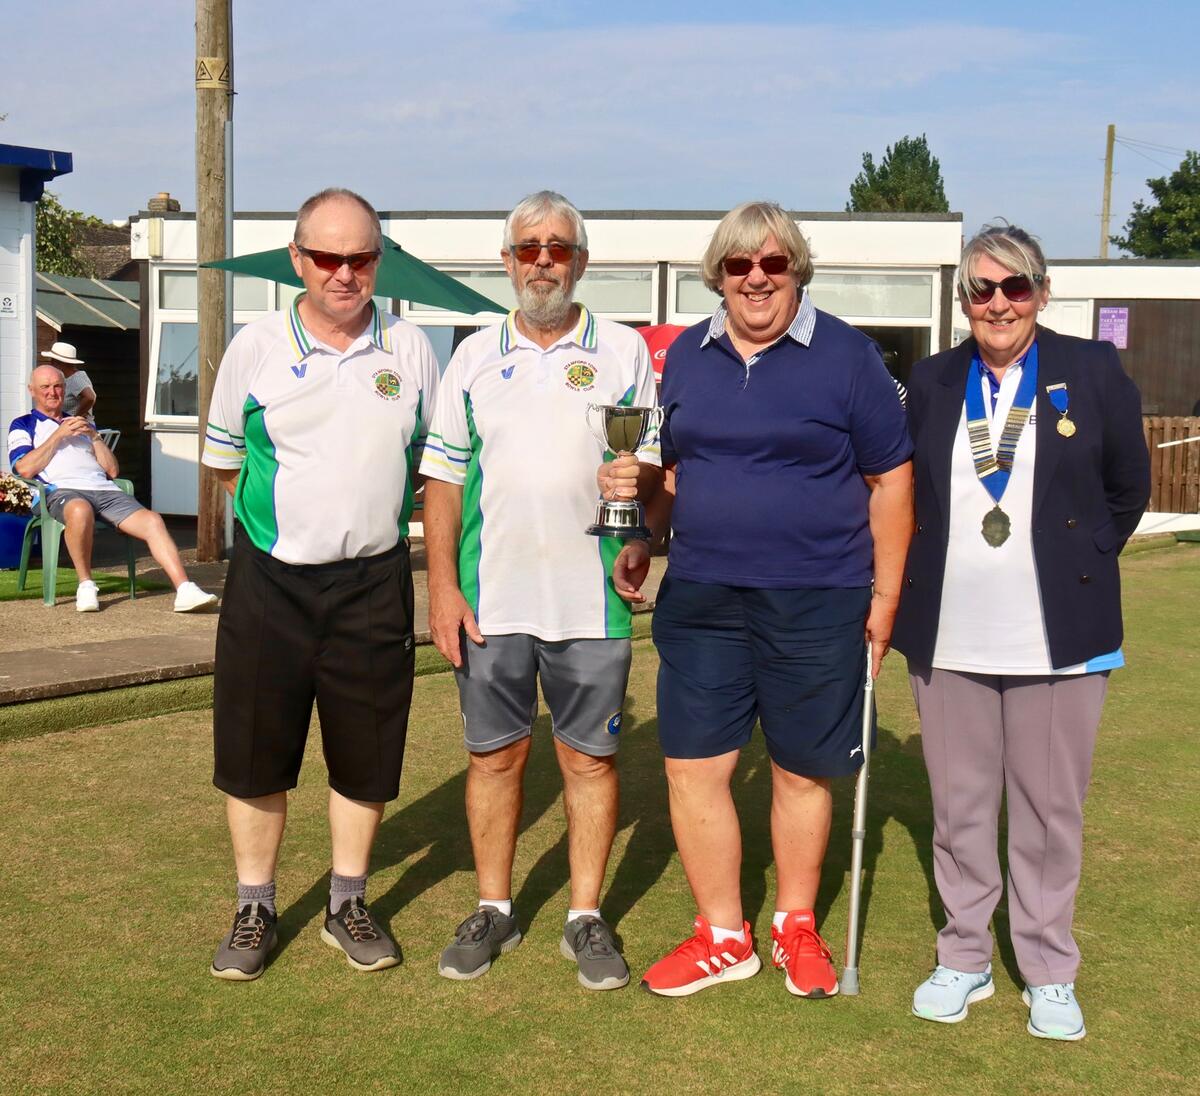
[173,581,218,613]
[75,581,100,613]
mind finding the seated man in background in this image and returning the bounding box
[8,365,217,613]
[41,342,97,423]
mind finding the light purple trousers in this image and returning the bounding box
[908,665,1108,986]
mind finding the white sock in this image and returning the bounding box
[479,897,511,916]
[78,580,97,589]
[567,907,601,924]
[773,911,788,932]
[709,923,746,945]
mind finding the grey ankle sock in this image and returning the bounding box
[330,872,367,915]
[237,880,276,916]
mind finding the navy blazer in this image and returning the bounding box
[891,326,1151,670]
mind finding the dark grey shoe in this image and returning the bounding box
[320,898,401,972]
[210,901,277,981]
[560,915,629,991]
[438,905,522,980]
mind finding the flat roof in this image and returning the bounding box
[0,143,73,201]
[36,273,140,332]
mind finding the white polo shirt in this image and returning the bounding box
[7,410,119,491]
[421,306,660,641]
[203,297,439,565]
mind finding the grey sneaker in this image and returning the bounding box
[560,915,629,991]
[210,901,277,981]
[320,898,401,972]
[438,905,522,980]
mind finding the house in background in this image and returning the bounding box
[0,143,72,462]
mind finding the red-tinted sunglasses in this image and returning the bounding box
[510,241,580,264]
[294,244,381,272]
[722,254,790,277]
[967,273,1043,305]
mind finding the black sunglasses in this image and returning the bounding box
[967,273,1043,305]
[294,244,381,272]
[722,254,791,277]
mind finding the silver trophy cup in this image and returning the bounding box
[585,403,664,539]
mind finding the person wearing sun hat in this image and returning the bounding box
[40,341,97,424]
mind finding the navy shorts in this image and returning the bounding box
[651,575,872,777]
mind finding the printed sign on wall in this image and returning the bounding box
[1098,306,1129,349]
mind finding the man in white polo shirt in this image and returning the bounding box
[8,365,216,612]
[422,191,660,991]
[202,188,439,981]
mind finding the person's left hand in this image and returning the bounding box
[596,451,639,501]
[864,591,898,678]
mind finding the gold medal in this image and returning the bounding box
[1056,415,1076,437]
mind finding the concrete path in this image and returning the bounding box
[0,541,666,705]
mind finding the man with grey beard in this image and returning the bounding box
[421,191,661,991]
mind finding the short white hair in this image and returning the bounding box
[503,191,588,251]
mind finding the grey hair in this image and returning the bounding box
[700,201,814,293]
[294,187,383,251]
[503,191,588,251]
[958,221,1048,300]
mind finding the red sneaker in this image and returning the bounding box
[771,910,839,998]
[641,916,761,997]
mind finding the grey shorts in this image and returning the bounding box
[46,487,144,527]
[455,634,633,757]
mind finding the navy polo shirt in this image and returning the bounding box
[659,297,912,588]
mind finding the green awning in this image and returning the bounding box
[201,236,503,314]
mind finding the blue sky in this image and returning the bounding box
[3,1,1196,257]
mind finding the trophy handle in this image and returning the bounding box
[585,403,611,454]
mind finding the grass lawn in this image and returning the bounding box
[0,565,169,602]
[0,545,1196,1094]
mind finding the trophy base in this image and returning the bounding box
[585,498,651,540]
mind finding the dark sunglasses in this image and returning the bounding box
[510,241,580,264]
[722,254,791,277]
[294,244,381,272]
[967,273,1043,305]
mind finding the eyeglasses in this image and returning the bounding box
[294,244,381,272]
[967,273,1043,305]
[510,241,580,264]
[722,254,791,277]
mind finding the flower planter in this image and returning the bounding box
[0,511,34,570]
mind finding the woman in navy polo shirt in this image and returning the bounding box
[892,224,1149,1039]
[607,201,913,999]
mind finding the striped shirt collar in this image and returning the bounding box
[286,295,390,362]
[499,303,598,356]
[701,289,816,349]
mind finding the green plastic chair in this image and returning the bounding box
[15,475,138,607]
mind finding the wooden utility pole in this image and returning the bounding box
[195,0,232,560]
[1100,123,1115,259]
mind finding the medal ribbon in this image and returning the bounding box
[964,341,1039,505]
[1046,381,1069,416]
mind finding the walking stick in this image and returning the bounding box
[840,641,874,995]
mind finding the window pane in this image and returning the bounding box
[155,323,199,416]
[808,273,932,319]
[409,270,515,314]
[159,270,197,310]
[574,269,652,314]
[675,272,719,315]
[277,282,303,312]
[154,322,245,417]
[233,274,270,311]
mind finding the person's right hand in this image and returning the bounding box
[612,539,652,603]
[54,416,93,441]
[596,451,640,501]
[429,583,484,668]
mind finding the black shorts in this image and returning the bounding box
[213,526,416,801]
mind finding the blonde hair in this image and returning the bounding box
[958,221,1048,301]
[701,201,814,293]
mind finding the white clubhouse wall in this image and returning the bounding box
[0,170,35,468]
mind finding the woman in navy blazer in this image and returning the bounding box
[892,224,1149,1041]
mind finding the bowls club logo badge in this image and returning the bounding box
[564,361,597,392]
[373,369,403,400]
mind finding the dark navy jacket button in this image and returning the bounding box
[906,577,914,587]
[1066,518,1077,528]
[1080,574,1091,584]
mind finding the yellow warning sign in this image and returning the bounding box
[195,57,230,89]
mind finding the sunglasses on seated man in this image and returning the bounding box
[967,273,1044,305]
[294,244,382,272]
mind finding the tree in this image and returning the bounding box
[34,191,107,277]
[847,134,950,214]
[1111,150,1200,258]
